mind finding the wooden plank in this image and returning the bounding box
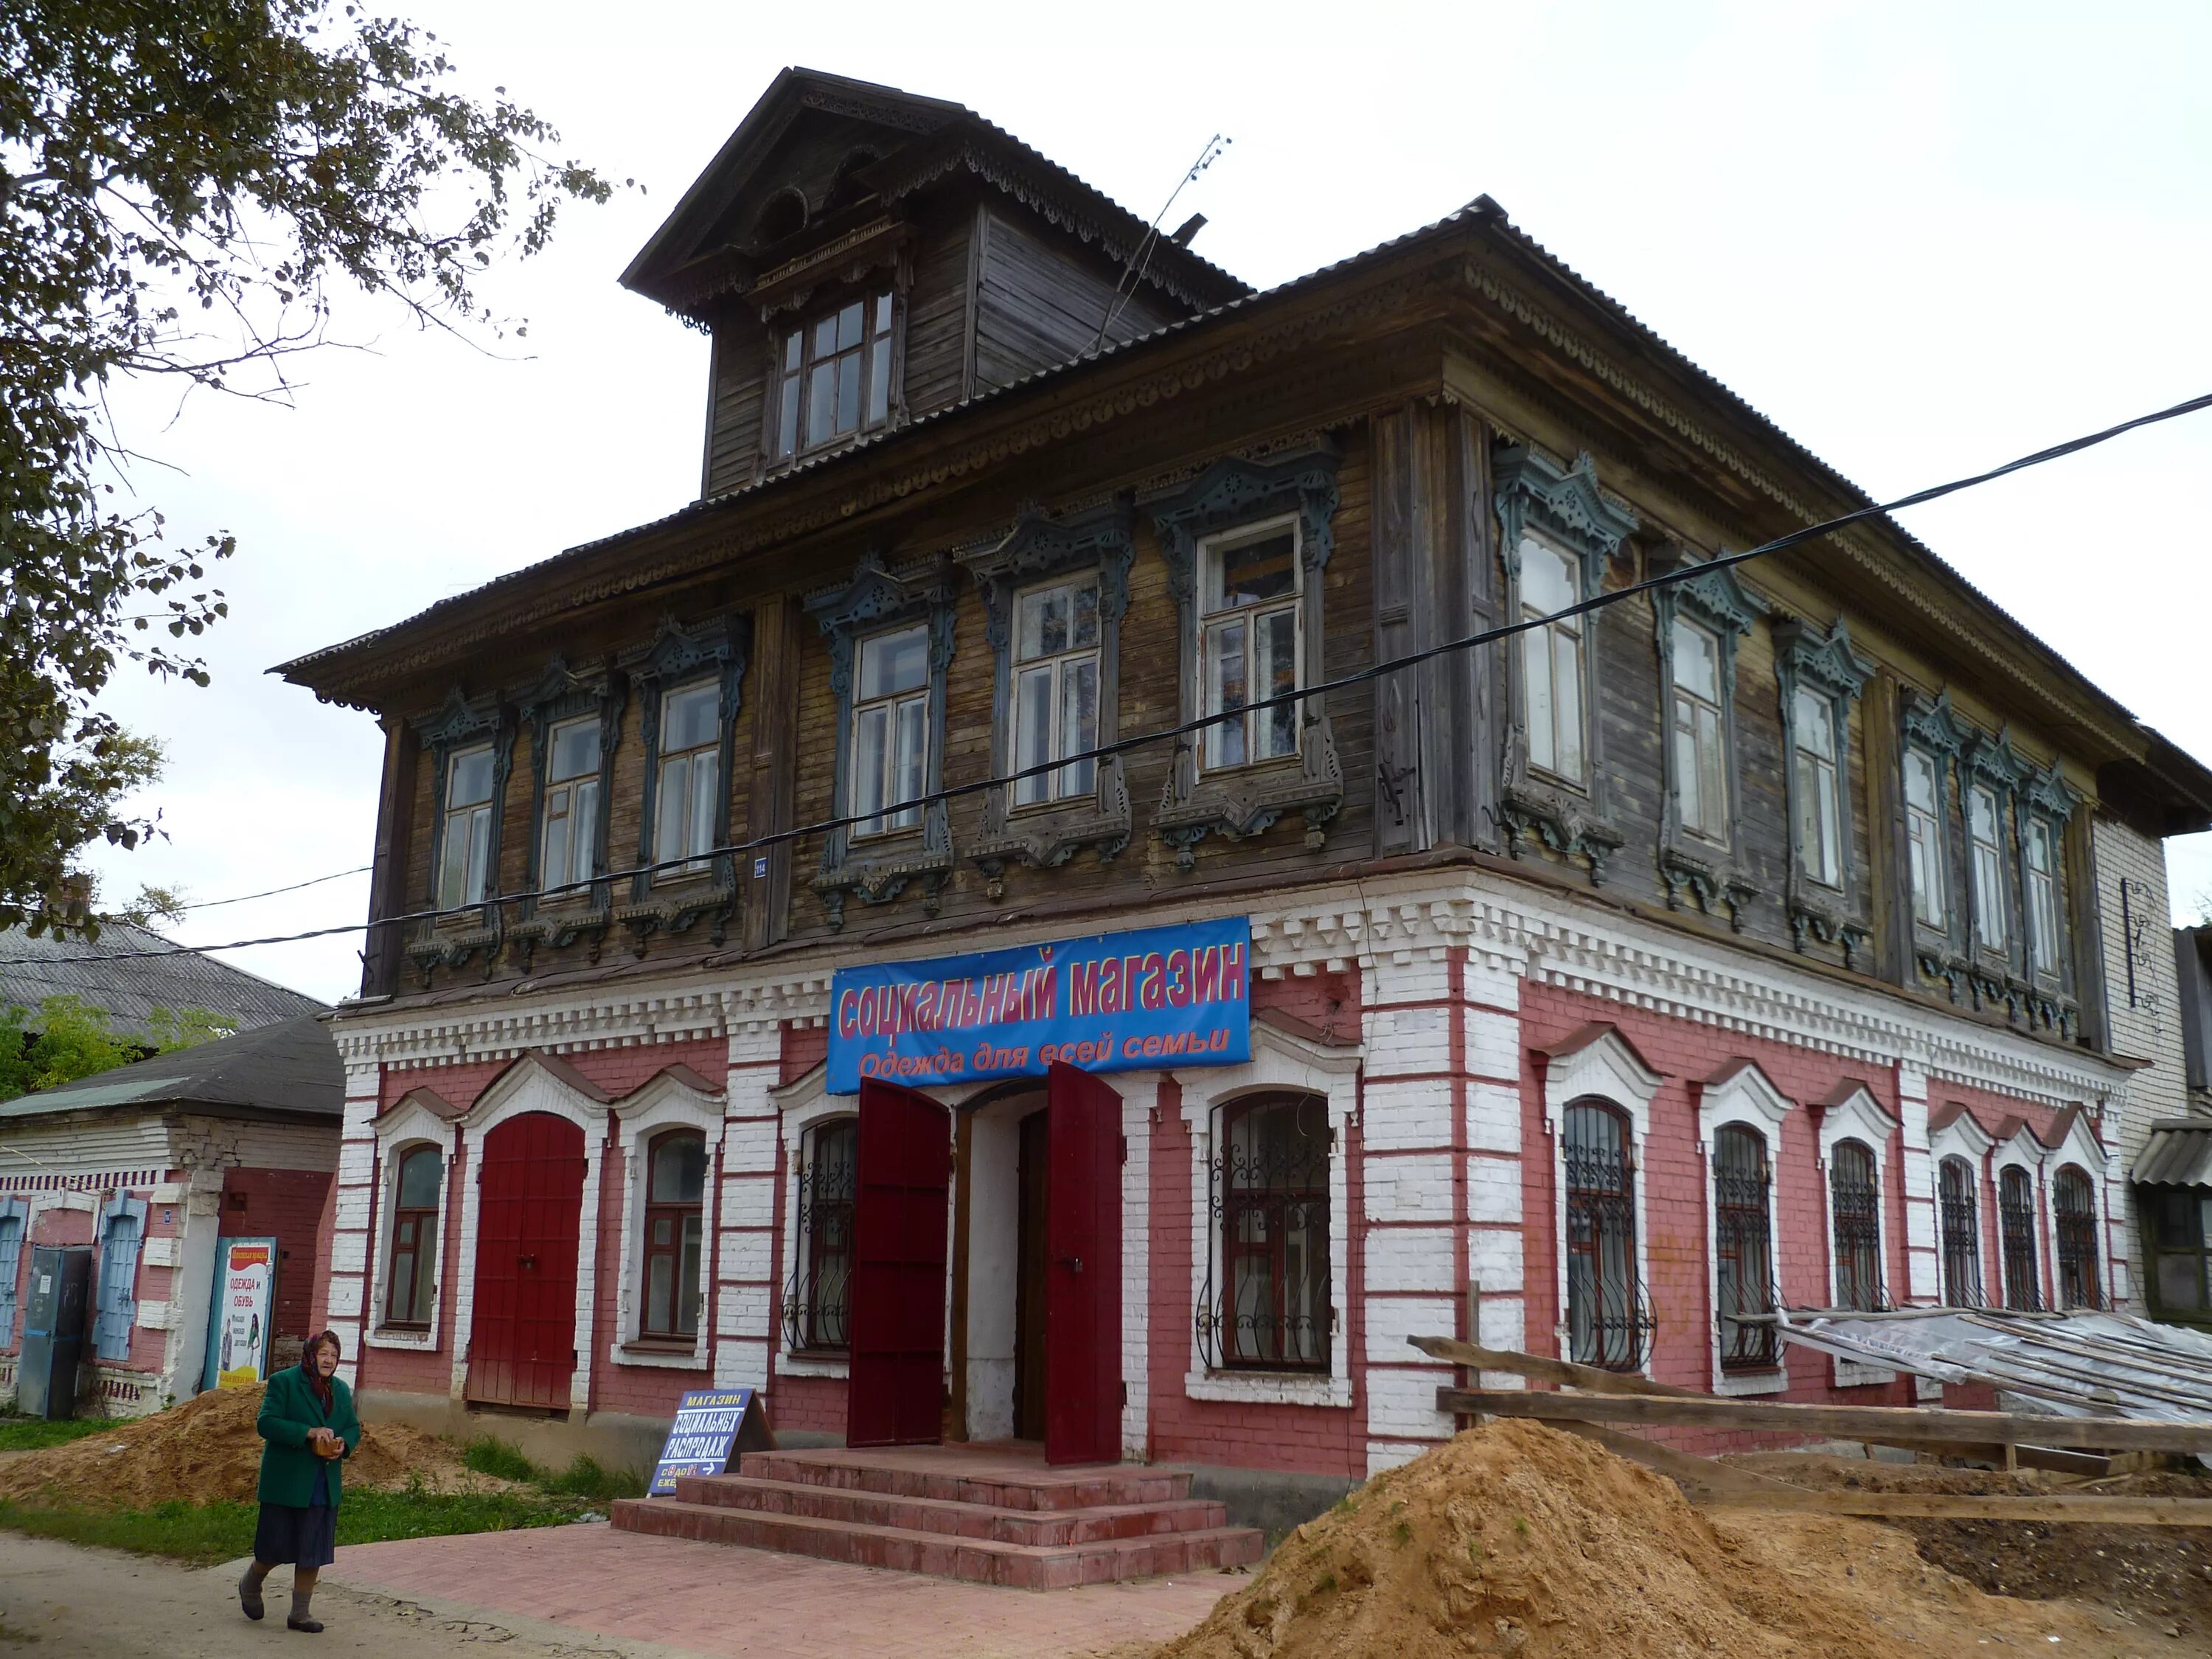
[1409,1334,1708,1399]
[1435,1385,2212,1454]
[1550,1421,1801,1497]
[1697,1489,2212,1527]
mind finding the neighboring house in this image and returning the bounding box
[274,69,2212,1491]
[2129,928,2212,1330]
[1,918,325,1053]
[0,1014,342,1415]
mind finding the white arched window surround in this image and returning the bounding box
[448,1051,613,1412]
[1540,1024,1663,1378]
[1694,1060,1792,1396]
[1180,1019,1359,1409]
[2045,1107,2113,1307]
[364,1088,459,1352]
[1927,1104,1997,1308]
[612,1067,726,1368]
[1815,1082,1898,1384]
[1990,1120,2051,1307]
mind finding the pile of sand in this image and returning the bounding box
[1156,1420,2105,1659]
[0,1385,481,1510]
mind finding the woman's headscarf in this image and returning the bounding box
[302,1329,342,1413]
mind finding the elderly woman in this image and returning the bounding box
[239,1330,361,1634]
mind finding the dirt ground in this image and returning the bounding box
[1726,1450,2212,1642]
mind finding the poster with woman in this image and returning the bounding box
[204,1238,278,1390]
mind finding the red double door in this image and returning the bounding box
[467,1113,585,1410]
[847,1065,1122,1465]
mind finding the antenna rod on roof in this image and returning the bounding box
[1089,133,1229,360]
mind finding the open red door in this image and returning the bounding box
[846,1078,952,1448]
[1045,1062,1123,1466]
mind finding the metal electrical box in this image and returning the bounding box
[18,1245,92,1419]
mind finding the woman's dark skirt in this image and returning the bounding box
[253,1501,336,1568]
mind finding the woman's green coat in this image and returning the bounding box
[256,1366,361,1506]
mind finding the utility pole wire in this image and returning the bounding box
[35,384,2212,967]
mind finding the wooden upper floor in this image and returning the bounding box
[277,73,2212,1062]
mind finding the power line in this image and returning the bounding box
[172,866,372,911]
[31,385,2212,967]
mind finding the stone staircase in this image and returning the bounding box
[609,1444,1265,1590]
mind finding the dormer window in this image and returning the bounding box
[772,291,894,461]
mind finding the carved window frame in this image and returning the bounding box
[1900,688,1971,985]
[1652,555,1761,928]
[515,658,624,930]
[1148,449,1345,870]
[411,689,512,951]
[1773,616,1874,964]
[805,552,956,928]
[2020,762,2080,1001]
[959,499,1135,898]
[1492,447,1638,886]
[616,615,750,949]
[1959,727,2030,988]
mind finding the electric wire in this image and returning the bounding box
[32,385,2212,967]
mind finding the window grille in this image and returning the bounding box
[1829,1139,1888,1312]
[782,1119,857,1353]
[1937,1155,1984,1308]
[1195,1094,1332,1371]
[1712,1125,1778,1370]
[1999,1165,2042,1311]
[2053,1166,2101,1310]
[1562,1102,1655,1370]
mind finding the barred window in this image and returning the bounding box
[2053,1165,2101,1310]
[783,1119,857,1353]
[1938,1155,1983,1308]
[2000,1165,2042,1311]
[1829,1139,1885,1312]
[1563,1102,1652,1370]
[1198,1093,1331,1371]
[1712,1125,1776,1371]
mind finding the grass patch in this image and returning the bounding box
[0,1486,599,1565]
[539,1455,645,1503]
[461,1435,540,1483]
[0,1417,115,1453]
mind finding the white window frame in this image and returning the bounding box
[437,742,496,911]
[1927,1107,1997,1309]
[1195,514,1306,774]
[1697,1062,1792,1395]
[1990,1127,2048,1311]
[366,1091,456,1350]
[611,1070,724,1369]
[1969,782,2008,951]
[1542,1026,1662,1380]
[1517,533,1588,786]
[1792,688,1844,888]
[1669,616,1730,845]
[1818,1085,1897,1384]
[538,714,602,897]
[653,679,723,873]
[1903,745,1948,928]
[1181,1020,1357,1408]
[1007,572,1103,809]
[2023,816,2062,978]
[849,622,932,838]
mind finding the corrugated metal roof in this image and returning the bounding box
[0,1012,340,1123]
[2132,1118,2212,1188]
[0,921,326,1046]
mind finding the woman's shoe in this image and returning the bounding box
[286,1615,324,1635]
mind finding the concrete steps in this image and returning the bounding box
[608,1445,1265,1590]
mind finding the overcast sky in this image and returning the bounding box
[77,0,2212,1004]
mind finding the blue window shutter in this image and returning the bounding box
[0,1215,21,1345]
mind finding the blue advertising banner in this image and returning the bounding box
[827,917,1252,1094]
[648,1387,771,1495]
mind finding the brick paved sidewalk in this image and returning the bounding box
[327,1522,1240,1658]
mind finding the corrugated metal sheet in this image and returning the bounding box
[1777,1310,2212,1430]
[2132,1119,2212,1188]
[0,921,324,1045]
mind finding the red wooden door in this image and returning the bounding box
[467,1113,586,1411]
[1045,1062,1122,1466]
[846,1079,951,1448]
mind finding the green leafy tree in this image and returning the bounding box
[0,995,139,1101]
[2,1,619,937]
[147,1004,240,1051]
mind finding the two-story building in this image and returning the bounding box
[279,69,2212,1499]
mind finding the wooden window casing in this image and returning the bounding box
[538,716,601,896]
[1670,617,1729,844]
[850,624,931,837]
[2053,1165,2101,1310]
[1828,1138,1885,1312]
[1197,518,1304,773]
[1905,746,1948,929]
[1518,536,1587,786]
[437,744,496,911]
[0,1211,23,1345]
[1712,1125,1777,1370]
[385,1145,443,1328]
[1009,575,1101,807]
[1999,1165,2042,1311]
[1792,689,1844,889]
[1938,1155,1983,1307]
[2025,818,2062,978]
[641,1130,706,1340]
[2146,1189,2212,1318]
[771,291,894,462]
[1970,784,2009,953]
[653,683,721,874]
